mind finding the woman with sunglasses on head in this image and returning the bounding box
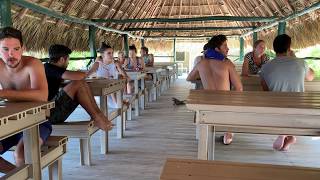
[88,42,131,106]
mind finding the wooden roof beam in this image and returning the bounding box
[92,15,277,23]
[241,1,320,37]
[126,26,254,31]
[11,0,143,39]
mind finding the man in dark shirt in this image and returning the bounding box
[44,44,112,131]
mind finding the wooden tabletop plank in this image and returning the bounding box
[161,158,320,180]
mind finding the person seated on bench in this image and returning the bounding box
[260,34,315,151]
[44,44,112,131]
[0,27,50,174]
[187,35,243,145]
[124,45,145,71]
[117,51,126,66]
[124,45,145,94]
[88,42,130,107]
[141,46,154,67]
[241,40,270,76]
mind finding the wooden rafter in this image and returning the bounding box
[151,0,167,28]
[133,0,154,29]
[40,0,57,24]
[55,0,76,27]
[165,0,176,28]
[119,0,146,31]
[96,0,119,36]
[140,0,163,37]
[108,0,129,29]
[134,0,159,35]
[222,0,246,34]
[177,0,182,28]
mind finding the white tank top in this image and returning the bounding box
[96,62,119,79]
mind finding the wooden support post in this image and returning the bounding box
[0,0,13,27]
[141,39,145,47]
[88,25,97,67]
[173,38,176,62]
[239,37,244,61]
[253,31,258,44]
[123,34,129,57]
[278,21,286,35]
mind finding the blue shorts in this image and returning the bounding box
[0,122,52,154]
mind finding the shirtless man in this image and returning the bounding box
[0,27,49,173]
[45,44,112,131]
[187,35,243,144]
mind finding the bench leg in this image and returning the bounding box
[48,158,62,180]
[100,131,108,154]
[80,138,91,166]
[123,111,127,131]
[127,104,132,121]
[116,115,123,139]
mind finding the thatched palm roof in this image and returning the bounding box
[7,0,320,52]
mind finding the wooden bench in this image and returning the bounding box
[51,108,121,166]
[42,136,68,180]
[160,158,320,180]
[3,136,67,180]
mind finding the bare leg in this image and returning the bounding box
[273,135,286,151]
[14,138,44,167]
[111,93,117,105]
[127,82,133,94]
[281,136,296,151]
[63,80,112,131]
[223,132,233,145]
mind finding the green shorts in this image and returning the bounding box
[48,90,79,124]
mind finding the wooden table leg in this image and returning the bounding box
[134,79,139,116]
[116,90,123,139]
[23,125,42,180]
[198,124,214,160]
[140,78,145,110]
[99,95,108,154]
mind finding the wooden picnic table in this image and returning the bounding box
[0,101,54,180]
[160,158,320,180]
[145,67,166,101]
[186,90,320,160]
[86,78,126,154]
[126,71,147,116]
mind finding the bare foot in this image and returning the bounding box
[123,100,130,106]
[281,136,296,151]
[223,132,233,145]
[0,157,16,174]
[273,135,286,151]
[92,114,113,131]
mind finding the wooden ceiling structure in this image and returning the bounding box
[0,0,320,53]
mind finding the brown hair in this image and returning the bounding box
[253,40,265,49]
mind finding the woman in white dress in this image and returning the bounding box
[88,43,130,108]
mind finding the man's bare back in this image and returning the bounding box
[196,58,242,91]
